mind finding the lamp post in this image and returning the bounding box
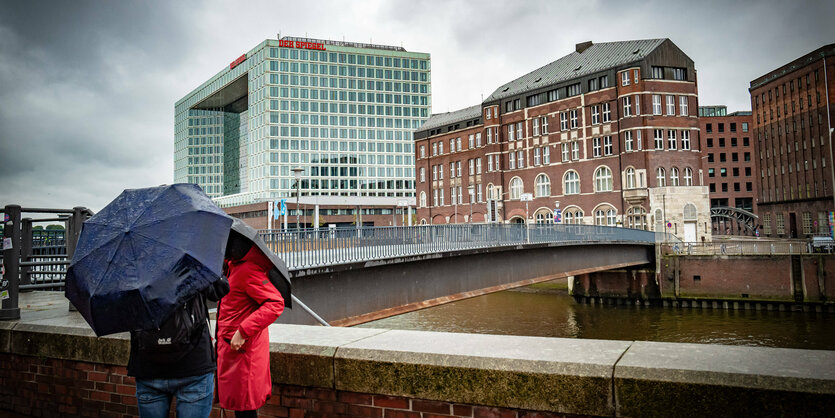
[292,167,303,231]
[468,186,474,224]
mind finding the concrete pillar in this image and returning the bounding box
[314,203,319,230]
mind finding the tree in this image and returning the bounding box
[46,224,65,230]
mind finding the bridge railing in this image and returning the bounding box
[260,223,656,269]
[664,240,812,256]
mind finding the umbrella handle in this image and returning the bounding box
[291,295,330,326]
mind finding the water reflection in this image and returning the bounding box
[359,288,835,350]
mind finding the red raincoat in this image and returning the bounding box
[217,245,285,411]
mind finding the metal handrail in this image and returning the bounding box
[260,224,656,270]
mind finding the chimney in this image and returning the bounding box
[576,41,593,53]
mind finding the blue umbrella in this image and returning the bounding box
[65,184,233,336]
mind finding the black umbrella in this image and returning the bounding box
[65,184,233,336]
[229,218,292,309]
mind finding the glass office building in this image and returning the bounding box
[175,37,432,207]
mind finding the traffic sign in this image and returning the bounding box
[520,193,533,202]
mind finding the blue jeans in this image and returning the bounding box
[136,372,214,418]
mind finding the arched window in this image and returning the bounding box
[419,191,427,208]
[625,167,636,189]
[683,203,697,221]
[656,167,666,187]
[487,183,495,200]
[627,206,647,230]
[564,170,580,195]
[564,207,584,224]
[594,205,617,226]
[684,167,693,186]
[510,177,523,200]
[535,174,551,197]
[670,167,680,186]
[535,209,553,224]
[594,166,613,192]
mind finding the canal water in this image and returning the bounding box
[358,282,835,350]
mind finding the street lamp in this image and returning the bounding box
[292,167,303,232]
[468,186,475,224]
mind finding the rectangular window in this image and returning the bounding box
[672,67,686,81]
[450,162,455,178]
[509,152,515,169]
[666,95,675,115]
[604,136,613,155]
[634,69,639,84]
[681,131,690,150]
[571,141,580,160]
[457,137,462,151]
[420,167,426,182]
[534,147,541,165]
[508,124,515,141]
[634,94,640,114]
[516,122,523,139]
[560,112,568,131]
[562,143,570,162]
[593,137,601,157]
[541,116,549,134]
[487,128,492,144]
[451,187,456,205]
[625,131,633,151]
[476,133,482,147]
[600,75,609,88]
[602,103,611,122]
[432,165,437,181]
[623,96,632,117]
[776,213,785,235]
[532,118,540,136]
[763,213,771,235]
[651,66,664,79]
[679,96,688,115]
[668,130,677,149]
[567,83,581,96]
[439,142,444,154]
[636,130,642,150]
[495,154,500,170]
[543,146,550,164]
[517,150,524,168]
[469,159,474,175]
[570,110,578,129]
[420,145,426,158]
[488,156,493,171]
[433,142,438,156]
[591,105,600,125]
[468,134,474,149]
[621,71,630,86]
[655,129,664,149]
[457,161,461,177]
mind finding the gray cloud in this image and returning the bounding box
[0,0,833,212]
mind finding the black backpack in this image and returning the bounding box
[135,294,208,363]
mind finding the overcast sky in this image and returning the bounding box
[1,0,833,213]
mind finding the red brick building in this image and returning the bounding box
[750,43,835,238]
[698,106,757,235]
[415,39,711,242]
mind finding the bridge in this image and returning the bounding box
[1,204,656,325]
[265,224,656,325]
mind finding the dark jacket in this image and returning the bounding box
[127,279,229,379]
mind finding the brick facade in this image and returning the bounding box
[414,39,711,242]
[750,43,835,238]
[698,109,758,235]
[0,353,582,418]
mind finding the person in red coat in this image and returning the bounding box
[217,231,285,417]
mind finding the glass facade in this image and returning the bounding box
[175,37,432,207]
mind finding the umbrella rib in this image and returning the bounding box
[124,231,156,329]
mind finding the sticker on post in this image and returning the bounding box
[2,238,11,249]
[0,290,8,301]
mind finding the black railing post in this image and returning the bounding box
[65,207,86,312]
[1,205,22,320]
[20,218,32,287]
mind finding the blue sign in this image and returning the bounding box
[553,208,562,223]
[279,199,287,216]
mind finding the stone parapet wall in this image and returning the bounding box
[1,312,834,417]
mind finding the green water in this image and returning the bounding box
[359,286,835,350]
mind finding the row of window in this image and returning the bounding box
[271,47,429,70]
[761,210,828,236]
[754,70,820,108]
[708,182,753,193]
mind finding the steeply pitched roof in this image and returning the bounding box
[419,104,483,132]
[485,39,668,103]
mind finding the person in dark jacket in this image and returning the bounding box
[127,279,228,417]
[216,231,284,417]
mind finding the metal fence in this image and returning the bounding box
[664,240,812,256]
[260,223,657,269]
